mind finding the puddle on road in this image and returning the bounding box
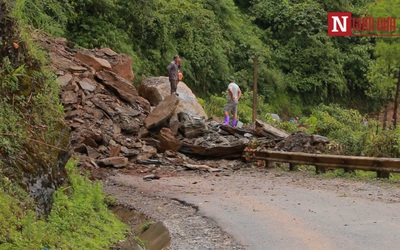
[110,205,171,250]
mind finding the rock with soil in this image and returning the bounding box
[275,131,329,153]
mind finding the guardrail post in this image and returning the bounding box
[315,165,326,174]
[344,168,354,173]
[266,160,274,168]
[377,170,390,179]
[289,163,297,171]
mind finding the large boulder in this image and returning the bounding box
[139,76,207,119]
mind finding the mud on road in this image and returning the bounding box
[103,165,400,250]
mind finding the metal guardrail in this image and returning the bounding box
[248,150,400,178]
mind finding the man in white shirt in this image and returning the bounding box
[223,78,242,127]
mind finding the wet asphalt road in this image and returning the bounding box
[112,170,400,250]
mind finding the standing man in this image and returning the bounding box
[167,55,181,95]
[223,78,242,127]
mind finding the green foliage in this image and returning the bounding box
[201,94,226,119]
[251,0,374,111]
[238,91,272,124]
[0,0,68,166]
[363,127,400,157]
[0,104,25,154]
[321,169,377,180]
[0,57,25,95]
[133,236,148,248]
[0,178,35,247]
[61,0,270,95]
[202,90,272,124]
[0,160,128,249]
[11,0,71,36]
[366,41,400,114]
[304,104,399,157]
[279,120,302,134]
[0,58,28,154]
[305,104,371,155]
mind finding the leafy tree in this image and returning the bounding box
[367,41,400,129]
[365,0,400,128]
[65,0,134,54]
[113,0,269,96]
[250,0,374,114]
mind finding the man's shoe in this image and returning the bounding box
[222,116,230,125]
[232,118,238,127]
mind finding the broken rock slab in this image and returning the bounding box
[96,157,128,168]
[110,55,135,83]
[158,127,182,152]
[178,112,207,138]
[179,143,248,159]
[144,94,179,129]
[78,78,97,92]
[255,119,290,140]
[96,70,150,110]
[75,52,112,71]
[57,74,73,87]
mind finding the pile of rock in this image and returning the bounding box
[275,131,330,153]
[37,34,330,178]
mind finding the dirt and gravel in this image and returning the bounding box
[103,162,400,250]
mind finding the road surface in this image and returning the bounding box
[106,168,400,250]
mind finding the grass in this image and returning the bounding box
[133,236,148,248]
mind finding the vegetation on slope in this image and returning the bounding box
[0,160,127,249]
[0,0,128,248]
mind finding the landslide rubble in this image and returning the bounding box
[34,33,340,249]
[37,33,331,181]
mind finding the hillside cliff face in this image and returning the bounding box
[0,3,70,214]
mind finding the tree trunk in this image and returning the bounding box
[392,72,400,128]
[252,56,258,124]
[383,89,391,130]
[383,64,391,130]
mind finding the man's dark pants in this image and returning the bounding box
[170,79,179,94]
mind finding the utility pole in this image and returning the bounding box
[252,55,258,124]
[393,69,400,128]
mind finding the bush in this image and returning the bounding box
[202,90,273,125]
[304,104,371,155]
[200,94,226,119]
[363,127,400,157]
